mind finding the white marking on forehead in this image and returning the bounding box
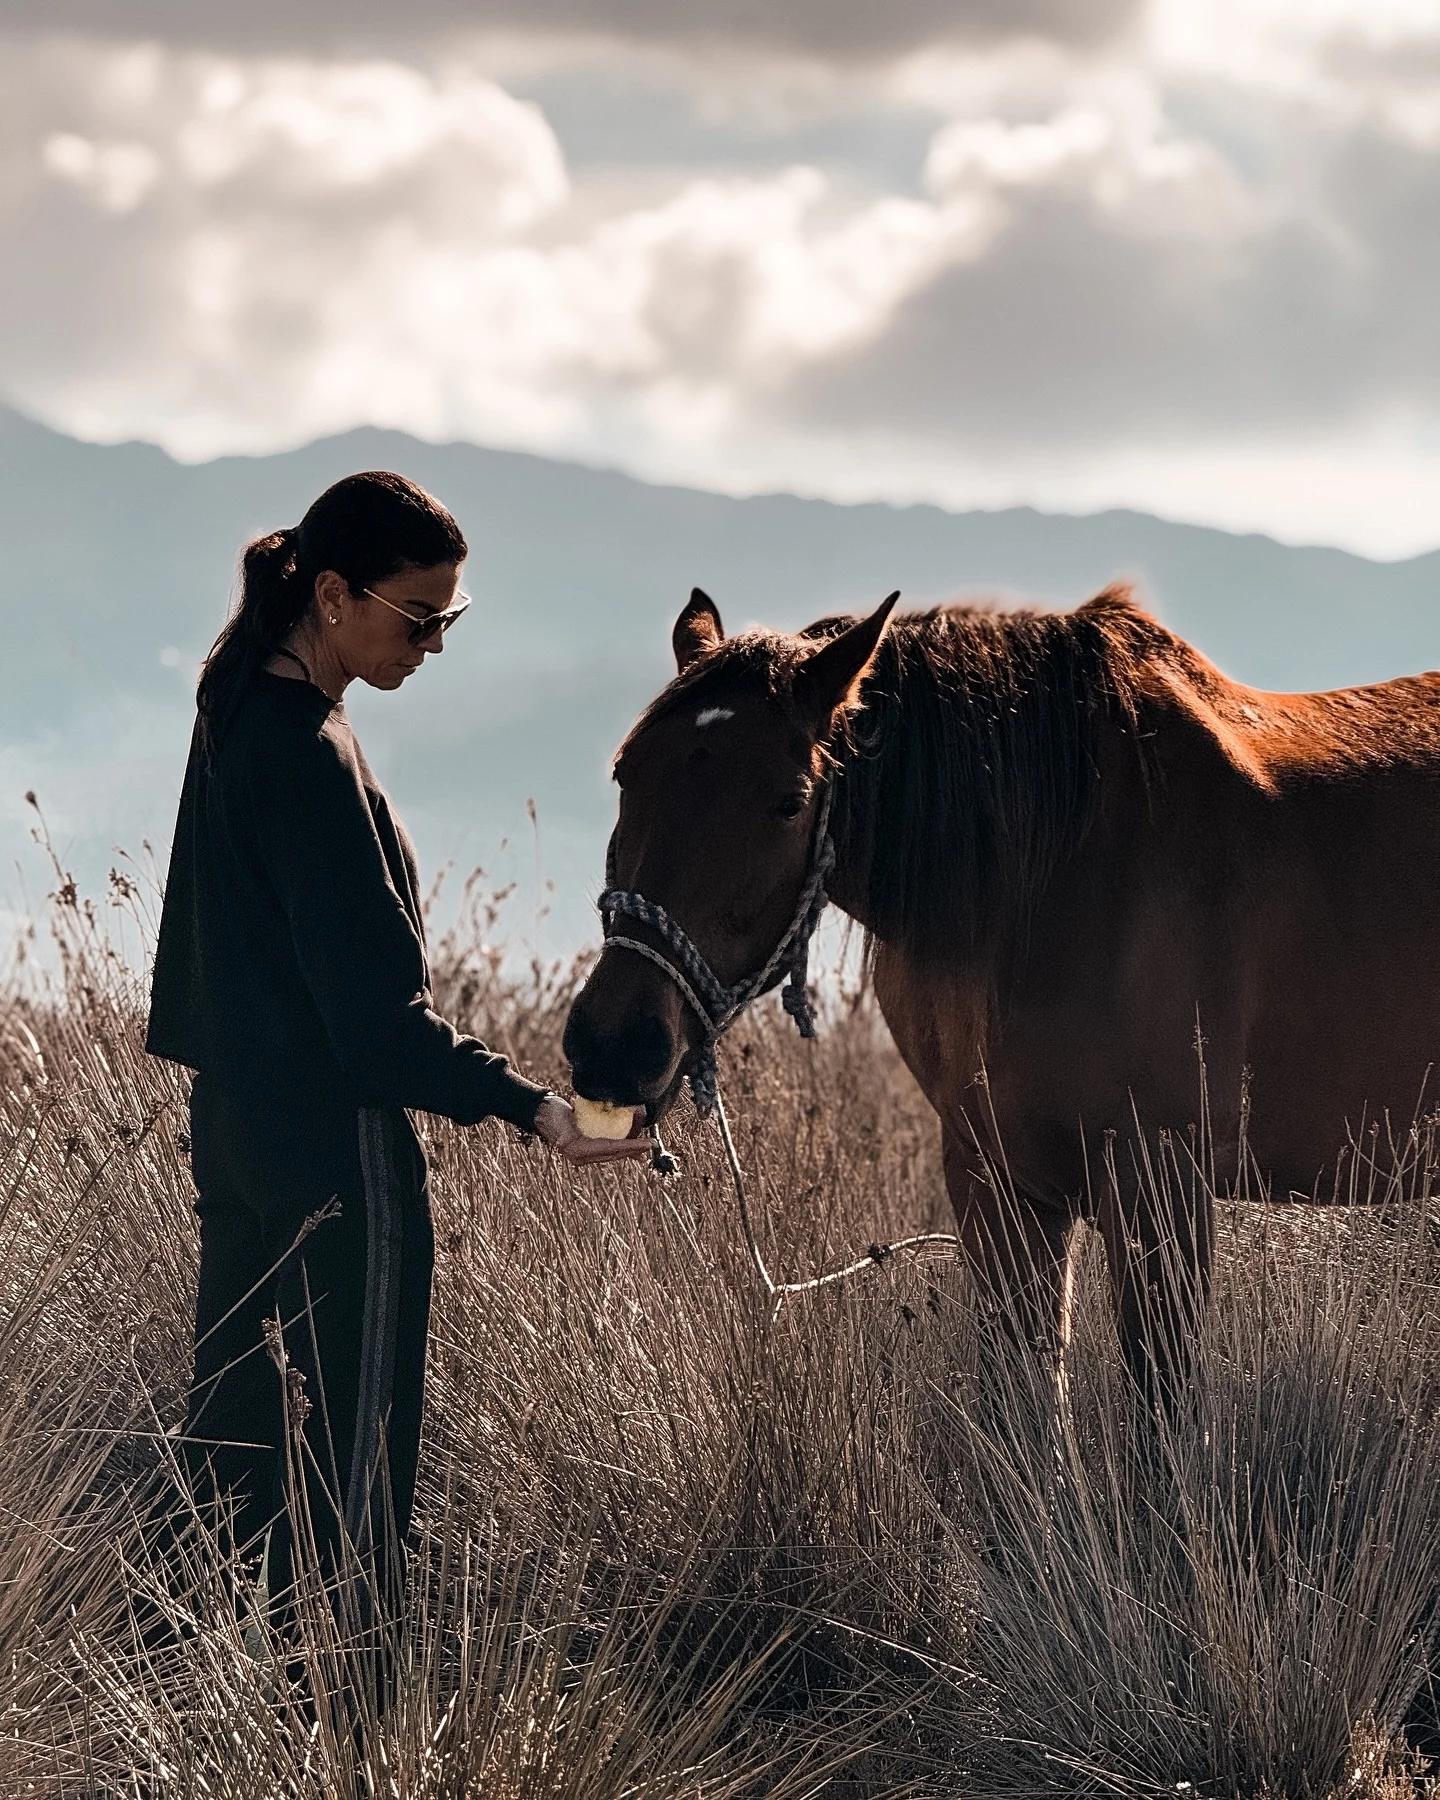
[695,706,735,728]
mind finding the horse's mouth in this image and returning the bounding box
[563,1002,700,1125]
[643,1065,690,1127]
[568,1061,688,1126]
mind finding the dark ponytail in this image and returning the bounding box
[196,470,467,745]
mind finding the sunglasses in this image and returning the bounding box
[362,586,473,644]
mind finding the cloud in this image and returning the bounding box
[43,132,161,212]
[799,43,1440,456]
[0,37,994,457]
[1,0,1142,59]
[19,46,567,223]
[0,42,573,446]
[1,5,1439,556]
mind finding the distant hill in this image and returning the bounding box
[2,403,1436,955]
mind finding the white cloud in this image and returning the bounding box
[1147,0,1440,148]
[926,107,1112,191]
[0,40,994,457]
[43,132,161,211]
[17,43,569,227]
[1,8,1439,557]
[171,58,568,224]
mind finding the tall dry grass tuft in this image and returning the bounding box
[935,1195,1440,1798]
[3,844,1440,1795]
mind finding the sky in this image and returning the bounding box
[2,0,1439,558]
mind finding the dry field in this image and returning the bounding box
[5,857,1440,1798]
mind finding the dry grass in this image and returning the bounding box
[4,858,1440,1797]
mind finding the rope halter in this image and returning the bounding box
[597,785,835,1116]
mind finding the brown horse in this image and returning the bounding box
[562,582,1440,1402]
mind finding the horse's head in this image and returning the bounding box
[563,586,897,1116]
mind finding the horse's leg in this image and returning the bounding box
[943,1129,1075,1561]
[943,1127,1075,1364]
[1094,1148,1214,1421]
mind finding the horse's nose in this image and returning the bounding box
[562,997,677,1104]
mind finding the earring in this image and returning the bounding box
[328,614,339,625]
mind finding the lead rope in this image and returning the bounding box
[597,788,959,1318]
[713,1086,959,1323]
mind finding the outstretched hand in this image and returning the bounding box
[533,1095,652,1166]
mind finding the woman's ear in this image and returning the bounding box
[673,588,724,671]
[313,568,349,626]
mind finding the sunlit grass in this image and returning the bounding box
[3,856,1440,1795]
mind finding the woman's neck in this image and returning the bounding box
[266,618,349,701]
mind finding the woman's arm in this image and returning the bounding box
[245,716,549,1127]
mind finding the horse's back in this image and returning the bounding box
[978,654,1440,1201]
[1120,658,1440,1194]
[875,601,1440,1206]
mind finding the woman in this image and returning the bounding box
[147,470,643,1608]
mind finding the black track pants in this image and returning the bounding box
[183,1075,434,1609]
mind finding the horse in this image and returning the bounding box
[562,582,1440,1405]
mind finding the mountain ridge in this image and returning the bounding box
[3,402,1436,952]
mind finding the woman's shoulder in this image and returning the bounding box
[232,670,337,733]
[225,673,360,783]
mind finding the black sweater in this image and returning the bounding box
[147,672,548,1131]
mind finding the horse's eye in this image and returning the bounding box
[775,794,806,821]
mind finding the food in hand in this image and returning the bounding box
[572,1095,638,1140]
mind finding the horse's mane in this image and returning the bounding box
[813,585,1167,967]
[622,584,1173,969]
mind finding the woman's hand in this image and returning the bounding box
[533,1095,652,1166]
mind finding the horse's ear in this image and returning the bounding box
[793,591,899,737]
[673,588,724,672]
